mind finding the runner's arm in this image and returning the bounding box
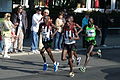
[75,23,83,34]
[51,23,58,37]
[95,26,102,37]
[70,32,80,40]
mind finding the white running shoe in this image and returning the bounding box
[101,44,107,47]
[32,50,37,54]
[97,49,102,58]
[54,49,59,51]
[35,50,40,54]
[3,54,10,58]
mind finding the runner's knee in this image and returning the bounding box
[40,49,45,54]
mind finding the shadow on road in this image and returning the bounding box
[101,49,120,63]
[101,67,120,80]
[0,58,58,74]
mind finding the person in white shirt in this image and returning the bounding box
[31,7,43,53]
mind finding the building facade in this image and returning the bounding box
[74,0,120,13]
[14,0,120,10]
[85,0,119,10]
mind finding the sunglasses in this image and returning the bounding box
[44,12,48,14]
[7,16,11,17]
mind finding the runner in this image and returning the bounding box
[67,16,82,66]
[79,18,102,72]
[61,16,81,77]
[39,16,59,72]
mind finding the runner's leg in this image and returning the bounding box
[40,47,46,63]
[84,45,94,67]
[46,48,55,63]
[61,49,68,61]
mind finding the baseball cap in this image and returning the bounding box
[18,5,23,9]
[36,7,42,11]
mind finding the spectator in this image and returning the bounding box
[43,9,50,17]
[82,14,89,48]
[2,13,15,58]
[54,14,64,50]
[11,5,28,52]
[0,27,3,53]
[82,14,89,28]
[100,9,113,47]
[31,7,43,54]
[11,24,17,53]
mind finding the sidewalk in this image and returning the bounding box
[0,34,120,57]
[76,34,120,50]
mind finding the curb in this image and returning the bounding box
[77,46,120,51]
[0,46,120,57]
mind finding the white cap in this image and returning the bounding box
[44,9,49,14]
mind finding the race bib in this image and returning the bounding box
[86,30,95,37]
[42,29,47,39]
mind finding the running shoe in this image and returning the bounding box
[79,66,86,72]
[97,49,102,58]
[54,62,59,72]
[76,57,81,66]
[101,44,107,47]
[32,50,36,54]
[35,50,40,54]
[69,72,75,77]
[3,54,10,58]
[43,63,48,71]
[54,49,59,51]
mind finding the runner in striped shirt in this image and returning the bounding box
[61,16,82,77]
[39,16,59,72]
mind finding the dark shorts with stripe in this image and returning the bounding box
[85,40,96,48]
[43,40,52,49]
[63,43,77,52]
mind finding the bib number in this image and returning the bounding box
[86,30,95,37]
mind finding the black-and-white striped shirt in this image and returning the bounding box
[64,30,76,44]
[41,23,53,42]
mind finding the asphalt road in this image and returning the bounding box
[0,48,120,80]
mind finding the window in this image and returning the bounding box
[116,0,120,9]
[0,0,12,12]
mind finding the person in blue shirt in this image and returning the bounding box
[82,14,89,28]
[82,14,89,48]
